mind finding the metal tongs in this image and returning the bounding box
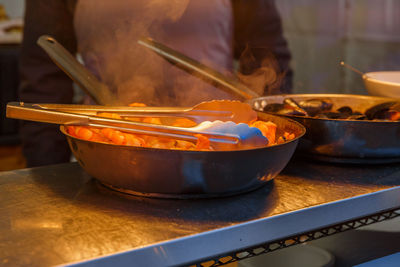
[38,35,259,104]
[6,102,268,150]
[37,35,258,124]
[138,37,260,101]
[32,100,257,124]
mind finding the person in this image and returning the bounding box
[19,0,292,167]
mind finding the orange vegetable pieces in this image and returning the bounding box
[142,117,162,125]
[195,134,210,150]
[90,131,107,142]
[284,132,295,141]
[129,103,147,107]
[158,139,176,149]
[172,118,197,128]
[175,140,196,150]
[124,133,145,147]
[250,121,277,144]
[144,137,173,149]
[100,128,124,145]
[110,131,125,145]
[66,102,293,151]
[388,111,400,121]
[277,131,296,144]
[276,136,285,144]
[66,126,75,136]
[100,128,114,140]
[75,126,94,140]
[97,112,122,120]
[125,117,142,122]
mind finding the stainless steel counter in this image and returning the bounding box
[1,159,400,267]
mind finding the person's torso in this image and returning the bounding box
[74,0,235,106]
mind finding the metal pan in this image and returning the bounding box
[61,112,305,198]
[135,41,400,164]
[251,94,400,164]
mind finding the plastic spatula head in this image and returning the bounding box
[194,120,269,150]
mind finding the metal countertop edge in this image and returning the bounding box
[62,186,400,267]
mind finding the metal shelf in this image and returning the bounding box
[0,160,400,266]
[195,209,400,267]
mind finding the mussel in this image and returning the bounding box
[283,98,309,116]
[336,106,353,115]
[262,98,308,116]
[298,98,333,116]
[365,101,400,121]
[262,98,400,121]
[263,98,331,117]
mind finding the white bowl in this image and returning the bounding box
[364,71,400,98]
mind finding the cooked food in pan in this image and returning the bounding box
[60,111,305,197]
[7,100,306,197]
[261,97,400,121]
[66,108,296,151]
[252,94,400,163]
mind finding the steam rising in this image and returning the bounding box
[74,0,284,106]
[237,46,283,96]
[147,0,190,21]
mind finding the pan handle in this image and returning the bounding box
[6,102,91,125]
[37,35,122,106]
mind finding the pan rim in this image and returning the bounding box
[59,115,305,153]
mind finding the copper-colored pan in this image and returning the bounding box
[251,94,400,164]
[60,111,305,198]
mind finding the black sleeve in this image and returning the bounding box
[19,0,77,167]
[232,0,293,94]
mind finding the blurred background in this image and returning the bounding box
[277,0,400,95]
[0,0,24,170]
[0,0,399,170]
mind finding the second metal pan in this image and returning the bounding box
[61,112,305,199]
[251,94,400,164]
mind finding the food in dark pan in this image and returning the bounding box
[61,111,305,198]
[7,100,305,198]
[261,97,400,121]
[251,94,400,164]
[65,109,296,151]
[364,101,400,121]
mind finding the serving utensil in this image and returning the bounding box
[138,37,259,100]
[38,35,258,123]
[7,102,268,149]
[37,35,122,105]
[340,61,366,77]
[32,100,258,124]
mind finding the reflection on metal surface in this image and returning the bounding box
[100,180,270,199]
[12,219,62,231]
[0,161,399,266]
[153,246,169,262]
